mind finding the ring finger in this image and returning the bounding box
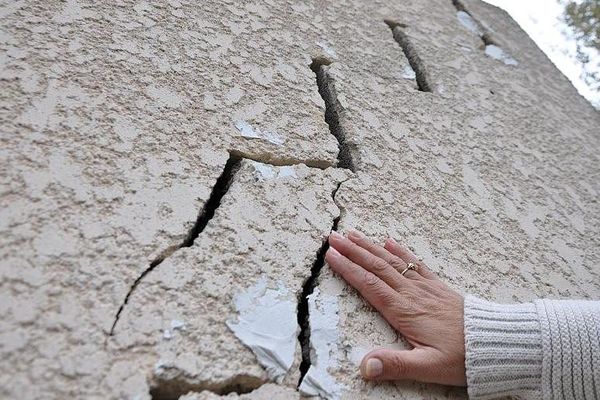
[384,239,437,280]
[328,232,404,289]
[347,231,422,280]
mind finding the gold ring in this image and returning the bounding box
[401,262,418,276]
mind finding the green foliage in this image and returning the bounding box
[562,0,599,92]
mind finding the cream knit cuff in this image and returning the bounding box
[464,295,543,400]
[535,299,600,400]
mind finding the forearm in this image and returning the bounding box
[464,296,600,399]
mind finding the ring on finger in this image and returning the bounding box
[400,262,418,276]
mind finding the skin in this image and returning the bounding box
[325,229,467,386]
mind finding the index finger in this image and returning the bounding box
[325,247,412,318]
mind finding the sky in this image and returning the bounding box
[484,0,600,108]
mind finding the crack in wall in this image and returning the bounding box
[296,178,348,386]
[108,155,242,336]
[310,58,356,172]
[149,373,264,400]
[384,20,433,92]
[452,0,497,45]
[229,149,331,170]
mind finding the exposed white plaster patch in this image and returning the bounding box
[299,288,345,400]
[235,120,284,145]
[251,162,276,180]
[317,41,337,58]
[227,277,298,382]
[250,162,297,181]
[278,166,297,178]
[402,65,416,80]
[456,11,483,35]
[485,44,518,66]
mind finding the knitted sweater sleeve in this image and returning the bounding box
[463,296,600,399]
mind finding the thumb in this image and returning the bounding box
[360,347,438,382]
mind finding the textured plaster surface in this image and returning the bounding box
[111,161,347,398]
[1,0,600,399]
[179,384,301,400]
[304,0,600,398]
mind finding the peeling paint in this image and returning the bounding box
[456,11,483,35]
[235,120,285,145]
[485,44,518,66]
[250,162,298,180]
[402,64,416,80]
[227,277,299,382]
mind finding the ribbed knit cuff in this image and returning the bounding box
[464,296,543,400]
[535,299,600,400]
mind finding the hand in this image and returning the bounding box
[325,230,466,386]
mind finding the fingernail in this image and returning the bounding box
[365,358,383,378]
[348,230,365,239]
[330,231,343,240]
[327,247,341,258]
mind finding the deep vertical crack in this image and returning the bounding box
[384,20,433,92]
[297,179,347,385]
[108,154,242,336]
[310,58,356,172]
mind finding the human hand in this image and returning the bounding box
[325,230,466,386]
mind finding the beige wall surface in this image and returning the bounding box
[1,0,599,399]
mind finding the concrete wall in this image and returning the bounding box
[1,0,599,399]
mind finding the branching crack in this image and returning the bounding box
[310,58,356,172]
[384,20,433,92]
[296,179,347,385]
[108,155,242,336]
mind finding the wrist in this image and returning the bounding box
[463,296,543,400]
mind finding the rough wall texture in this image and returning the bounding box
[1,0,599,399]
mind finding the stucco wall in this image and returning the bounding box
[1,0,599,399]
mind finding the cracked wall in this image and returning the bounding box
[1,0,599,399]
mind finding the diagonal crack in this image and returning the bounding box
[384,20,433,92]
[310,58,356,172]
[296,178,349,386]
[451,0,498,46]
[108,154,242,336]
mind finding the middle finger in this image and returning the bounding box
[329,231,405,289]
[347,230,422,279]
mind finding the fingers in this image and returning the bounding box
[384,238,437,279]
[325,247,406,317]
[361,348,449,384]
[329,231,404,289]
[346,231,409,274]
